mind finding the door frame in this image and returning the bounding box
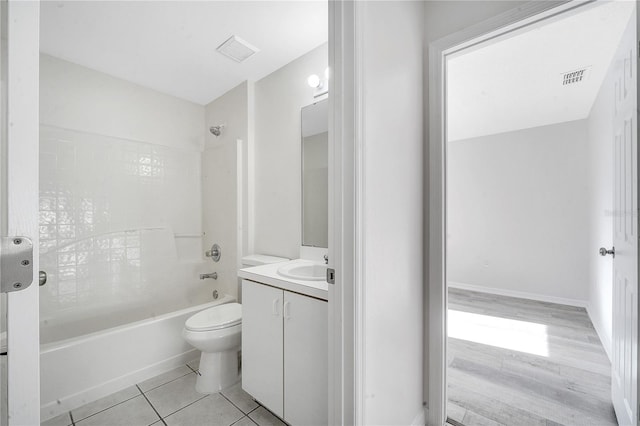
[424,1,622,425]
[328,0,364,424]
[3,0,40,425]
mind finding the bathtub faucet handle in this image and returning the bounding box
[205,244,221,262]
[200,272,218,280]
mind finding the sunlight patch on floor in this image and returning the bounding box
[448,310,549,357]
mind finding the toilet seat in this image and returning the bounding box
[185,303,242,332]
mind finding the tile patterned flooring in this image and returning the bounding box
[41,359,286,426]
[448,288,616,426]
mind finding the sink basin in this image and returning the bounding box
[277,261,327,281]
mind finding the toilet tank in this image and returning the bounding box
[241,254,289,268]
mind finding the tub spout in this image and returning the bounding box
[200,272,218,280]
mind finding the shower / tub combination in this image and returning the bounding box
[37,118,239,420]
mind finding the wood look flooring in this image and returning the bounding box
[447,288,616,426]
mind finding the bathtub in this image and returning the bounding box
[40,294,235,422]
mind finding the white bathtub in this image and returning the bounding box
[40,294,235,422]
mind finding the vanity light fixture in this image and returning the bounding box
[307,68,329,98]
[307,74,322,89]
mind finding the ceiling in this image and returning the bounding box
[40,1,328,105]
[447,1,635,142]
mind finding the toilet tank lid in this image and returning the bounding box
[185,303,242,332]
[241,254,289,266]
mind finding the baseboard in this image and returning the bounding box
[586,303,612,363]
[40,348,198,422]
[447,281,588,308]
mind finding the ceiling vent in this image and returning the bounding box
[562,67,591,86]
[216,36,259,63]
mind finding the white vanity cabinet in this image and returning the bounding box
[241,280,284,417]
[241,279,328,426]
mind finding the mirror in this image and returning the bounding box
[301,99,328,248]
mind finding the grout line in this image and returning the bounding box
[160,393,210,420]
[185,363,201,376]
[136,384,167,426]
[141,370,195,393]
[69,411,76,426]
[219,392,249,415]
[230,415,258,426]
[71,390,143,423]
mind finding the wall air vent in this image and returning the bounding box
[562,67,591,86]
[216,35,259,63]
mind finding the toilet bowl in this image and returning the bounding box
[182,302,242,394]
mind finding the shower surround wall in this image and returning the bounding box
[202,81,251,299]
[39,54,209,336]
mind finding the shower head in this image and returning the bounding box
[209,125,225,137]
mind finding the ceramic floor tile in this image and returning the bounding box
[41,412,72,426]
[144,373,205,418]
[248,407,286,426]
[164,393,244,426]
[75,395,160,426]
[231,416,258,426]
[222,383,258,414]
[138,365,193,392]
[72,386,141,421]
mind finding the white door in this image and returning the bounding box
[283,292,328,426]
[241,280,284,418]
[0,1,41,425]
[611,8,638,426]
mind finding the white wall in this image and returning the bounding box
[447,121,591,303]
[40,54,204,150]
[360,2,424,424]
[39,55,208,329]
[202,82,250,299]
[253,44,328,259]
[586,64,614,360]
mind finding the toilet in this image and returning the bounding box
[182,253,288,394]
[182,303,242,394]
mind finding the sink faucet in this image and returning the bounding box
[200,272,218,280]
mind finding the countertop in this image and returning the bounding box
[238,260,329,301]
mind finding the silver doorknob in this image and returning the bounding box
[599,247,615,257]
[39,270,47,286]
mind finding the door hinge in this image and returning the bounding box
[1,237,34,293]
[326,268,335,285]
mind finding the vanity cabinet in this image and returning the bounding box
[242,279,328,426]
[242,280,284,417]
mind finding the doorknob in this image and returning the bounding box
[599,247,615,258]
[39,271,47,286]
